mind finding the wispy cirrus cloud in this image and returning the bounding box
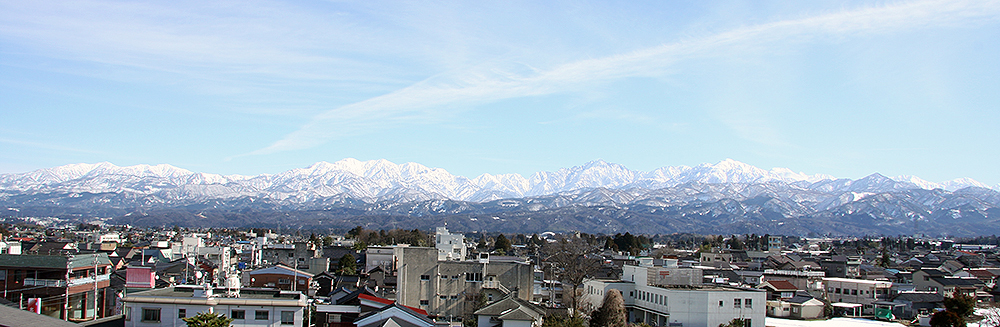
[251,0,1000,155]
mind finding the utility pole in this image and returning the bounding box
[93,254,98,320]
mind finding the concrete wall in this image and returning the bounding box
[396,247,532,318]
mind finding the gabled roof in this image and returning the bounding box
[248,264,313,278]
[966,269,997,278]
[474,293,545,321]
[498,305,544,322]
[334,287,377,305]
[354,303,433,327]
[759,280,798,292]
[786,296,823,305]
[356,294,427,315]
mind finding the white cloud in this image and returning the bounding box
[253,0,1000,154]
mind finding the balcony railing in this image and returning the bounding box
[483,280,510,294]
[23,278,66,287]
[67,274,110,287]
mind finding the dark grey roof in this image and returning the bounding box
[0,253,110,270]
[474,294,545,318]
[0,305,79,327]
[786,295,819,304]
[931,277,979,287]
[892,292,944,303]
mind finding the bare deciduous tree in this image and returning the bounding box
[542,235,602,317]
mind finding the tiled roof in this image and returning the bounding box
[760,280,798,291]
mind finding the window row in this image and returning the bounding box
[128,307,295,325]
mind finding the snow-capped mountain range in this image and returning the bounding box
[2,159,1000,236]
[0,158,991,204]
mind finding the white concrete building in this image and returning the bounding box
[583,263,765,327]
[122,285,307,327]
[435,227,466,261]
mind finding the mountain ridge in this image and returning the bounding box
[2,159,998,236]
[1,158,990,202]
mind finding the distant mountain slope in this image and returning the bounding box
[1,159,997,236]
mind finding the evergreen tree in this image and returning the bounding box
[943,290,976,318]
[930,310,966,327]
[336,254,357,275]
[495,234,512,253]
[182,312,234,327]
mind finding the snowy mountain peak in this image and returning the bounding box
[0,159,994,204]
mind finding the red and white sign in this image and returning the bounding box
[26,298,41,314]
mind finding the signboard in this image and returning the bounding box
[26,298,41,314]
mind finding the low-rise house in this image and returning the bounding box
[765,292,824,320]
[475,293,546,327]
[889,292,943,320]
[248,264,314,294]
[758,280,798,301]
[354,302,434,327]
[822,277,892,314]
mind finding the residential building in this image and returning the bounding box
[394,246,533,319]
[248,265,314,293]
[122,285,307,327]
[435,227,466,261]
[474,293,546,327]
[822,277,892,314]
[354,302,434,327]
[584,262,766,327]
[0,253,113,321]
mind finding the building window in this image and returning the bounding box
[745,299,752,308]
[328,314,342,323]
[178,308,186,319]
[835,288,841,294]
[256,310,269,320]
[466,272,482,282]
[281,311,294,325]
[279,278,291,284]
[421,300,429,306]
[719,301,724,307]
[141,308,161,322]
[734,299,741,308]
[852,289,858,295]
[421,275,430,281]
[232,309,246,319]
[125,307,131,321]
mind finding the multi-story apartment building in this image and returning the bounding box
[262,242,325,274]
[0,253,114,321]
[394,246,533,319]
[122,285,307,327]
[583,261,766,327]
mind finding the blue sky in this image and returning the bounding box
[1,0,999,185]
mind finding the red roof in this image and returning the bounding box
[761,280,798,291]
[358,294,428,315]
